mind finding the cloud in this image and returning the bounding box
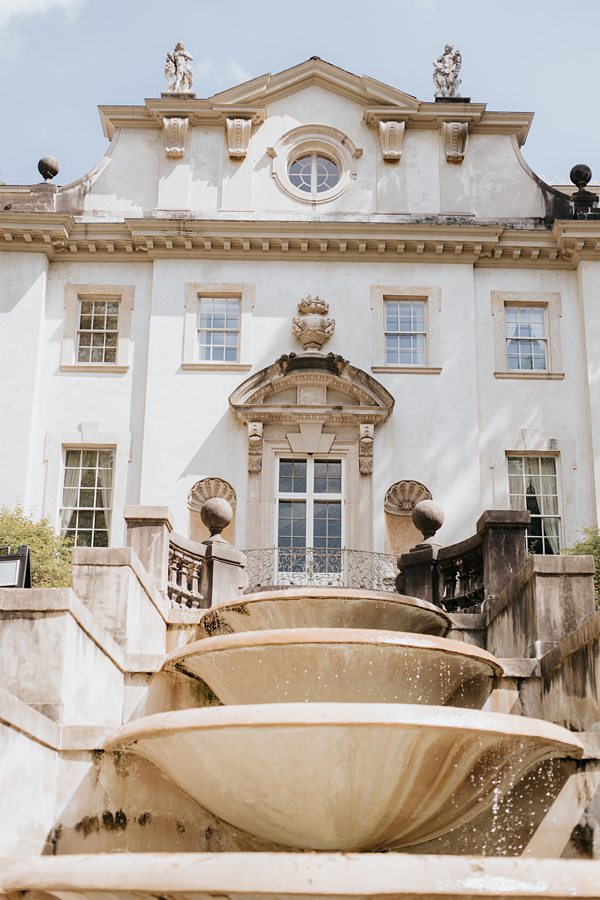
[0,0,84,29]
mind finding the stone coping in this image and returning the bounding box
[483,556,596,627]
[0,588,166,676]
[72,546,172,621]
[2,852,600,896]
[540,609,600,678]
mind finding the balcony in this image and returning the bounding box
[244,547,398,594]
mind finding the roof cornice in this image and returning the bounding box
[2,213,597,268]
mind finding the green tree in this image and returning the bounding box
[0,505,72,588]
[563,525,600,608]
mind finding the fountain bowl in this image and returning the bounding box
[196,587,450,638]
[3,851,600,898]
[105,703,582,852]
[167,628,503,707]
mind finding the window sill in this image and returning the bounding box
[493,371,564,380]
[181,362,252,372]
[59,363,129,374]
[372,365,442,375]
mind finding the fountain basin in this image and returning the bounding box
[196,587,450,638]
[3,852,600,898]
[168,628,503,706]
[105,704,582,852]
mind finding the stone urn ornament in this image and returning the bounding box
[292,295,335,352]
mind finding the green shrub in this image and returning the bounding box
[563,525,600,608]
[0,505,72,588]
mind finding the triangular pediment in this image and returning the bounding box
[210,57,421,113]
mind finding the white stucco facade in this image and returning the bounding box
[1,57,598,557]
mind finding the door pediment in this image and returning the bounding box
[229,353,394,426]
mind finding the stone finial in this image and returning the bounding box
[412,499,445,543]
[292,296,335,352]
[201,497,233,541]
[38,156,59,181]
[164,42,194,94]
[433,44,463,99]
[570,163,599,217]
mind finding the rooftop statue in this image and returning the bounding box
[433,43,462,99]
[164,42,194,93]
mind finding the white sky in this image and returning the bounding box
[0,0,597,188]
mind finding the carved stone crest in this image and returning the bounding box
[384,480,433,516]
[292,296,335,352]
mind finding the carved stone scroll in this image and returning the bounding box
[292,296,335,352]
[441,121,468,164]
[378,121,406,162]
[163,117,189,158]
[359,423,374,474]
[226,118,252,159]
[384,480,432,515]
[188,477,237,512]
[248,421,263,472]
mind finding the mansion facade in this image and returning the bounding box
[1,56,599,565]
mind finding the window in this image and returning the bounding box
[384,300,426,365]
[276,458,343,582]
[505,306,546,371]
[491,292,563,379]
[198,296,240,362]
[77,298,119,364]
[60,284,134,373]
[269,125,361,204]
[371,285,442,374]
[289,153,341,196]
[61,449,114,547]
[507,455,560,554]
[183,283,254,370]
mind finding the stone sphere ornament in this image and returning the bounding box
[570,164,592,189]
[37,156,60,181]
[412,499,445,542]
[201,497,233,538]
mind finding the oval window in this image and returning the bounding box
[289,153,341,197]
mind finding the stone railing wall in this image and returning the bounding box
[399,510,530,611]
[124,506,247,608]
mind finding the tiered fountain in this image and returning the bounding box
[2,503,600,898]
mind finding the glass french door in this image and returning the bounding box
[276,458,343,585]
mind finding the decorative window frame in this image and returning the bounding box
[43,422,131,547]
[268,125,362,205]
[370,285,442,374]
[490,291,564,380]
[488,434,577,548]
[60,283,135,373]
[182,282,254,371]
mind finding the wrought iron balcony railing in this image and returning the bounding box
[244,547,398,594]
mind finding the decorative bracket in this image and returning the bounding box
[163,117,189,159]
[247,421,263,472]
[226,118,252,159]
[378,121,406,162]
[441,121,469,164]
[359,423,374,474]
